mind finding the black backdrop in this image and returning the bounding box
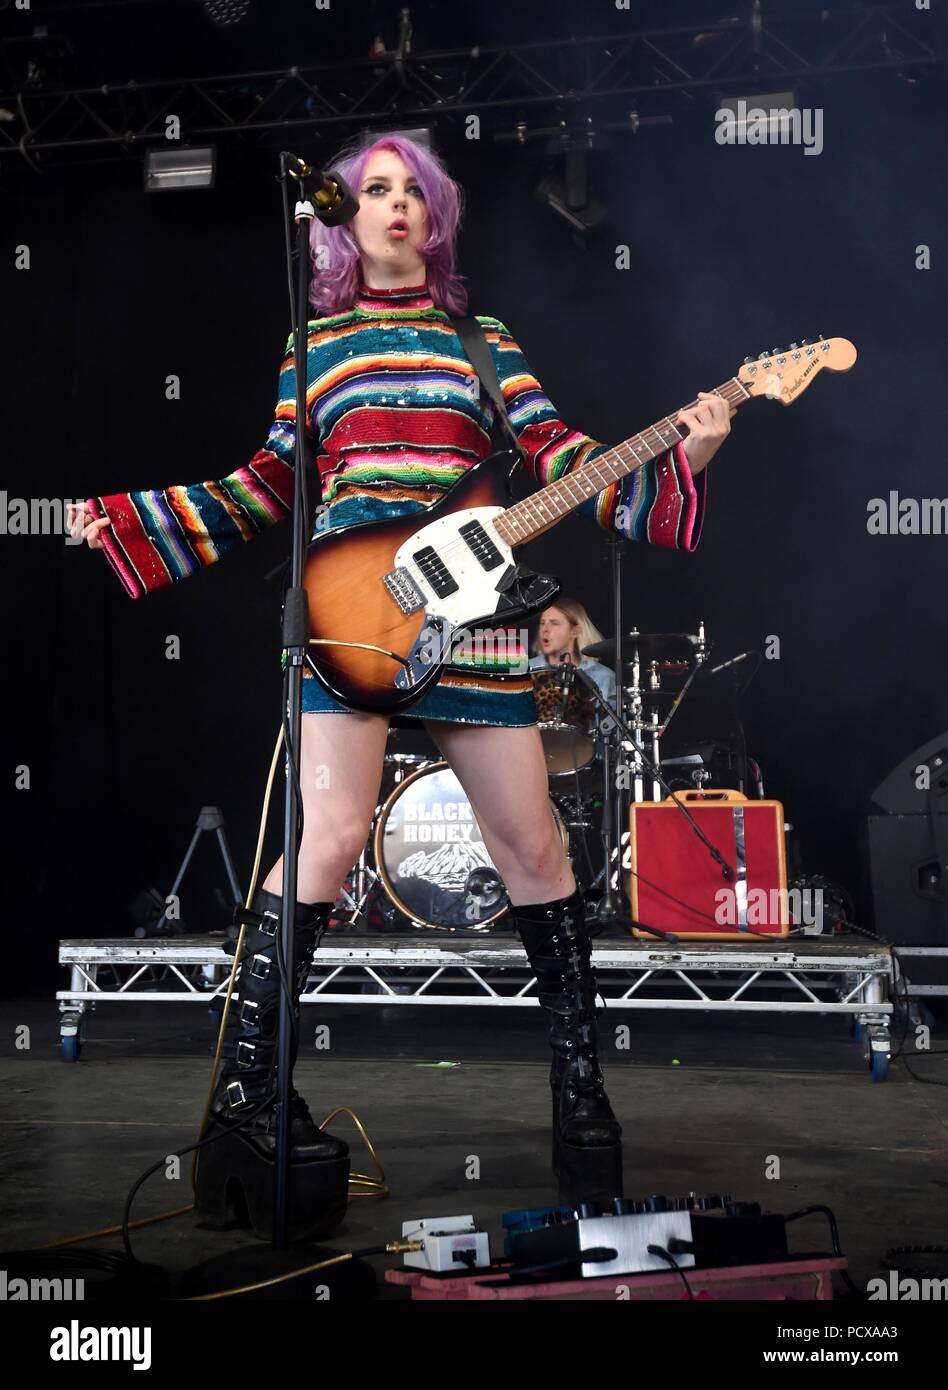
[3,2,946,988]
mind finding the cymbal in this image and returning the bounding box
[583,631,703,664]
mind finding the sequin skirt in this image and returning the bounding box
[302,667,538,725]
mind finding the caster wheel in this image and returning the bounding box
[869,1050,889,1083]
[61,1034,81,1062]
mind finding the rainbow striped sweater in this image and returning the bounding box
[88,282,705,669]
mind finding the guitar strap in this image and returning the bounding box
[449,314,527,466]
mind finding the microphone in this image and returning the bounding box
[284,155,360,226]
[557,652,573,691]
[556,653,573,714]
[708,651,753,677]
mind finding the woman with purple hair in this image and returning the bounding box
[70,132,733,1228]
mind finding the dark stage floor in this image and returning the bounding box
[1,996,947,1300]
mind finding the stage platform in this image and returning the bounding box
[57,932,898,1078]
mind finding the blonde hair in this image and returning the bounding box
[531,597,606,661]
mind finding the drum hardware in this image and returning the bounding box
[583,628,707,669]
[588,624,710,806]
[661,742,748,794]
[661,752,715,791]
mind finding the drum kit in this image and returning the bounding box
[333,620,762,934]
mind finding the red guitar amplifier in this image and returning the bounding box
[628,790,789,939]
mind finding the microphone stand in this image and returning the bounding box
[272,153,358,1248]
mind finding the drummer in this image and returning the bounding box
[529,599,617,707]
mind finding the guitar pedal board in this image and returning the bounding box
[505,1194,788,1280]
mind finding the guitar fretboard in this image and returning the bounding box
[493,377,748,546]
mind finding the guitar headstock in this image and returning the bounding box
[737,337,857,405]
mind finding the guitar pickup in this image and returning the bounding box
[383,566,426,614]
[458,519,504,571]
[412,545,459,599]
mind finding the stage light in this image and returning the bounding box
[534,175,607,238]
[144,146,217,192]
[716,89,799,141]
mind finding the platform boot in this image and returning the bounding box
[194,887,350,1240]
[510,888,623,1207]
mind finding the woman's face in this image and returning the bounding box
[538,607,579,661]
[352,149,428,281]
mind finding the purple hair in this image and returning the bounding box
[308,133,468,317]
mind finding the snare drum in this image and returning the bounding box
[373,760,568,931]
[531,667,598,778]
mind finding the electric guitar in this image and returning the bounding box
[302,336,857,713]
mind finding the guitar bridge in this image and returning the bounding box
[384,566,425,615]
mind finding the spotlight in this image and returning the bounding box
[144,146,216,193]
[716,89,798,142]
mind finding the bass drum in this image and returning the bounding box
[373,760,567,932]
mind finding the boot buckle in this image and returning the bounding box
[249,953,272,981]
[225,1080,248,1109]
[238,998,259,1027]
[235,1039,257,1068]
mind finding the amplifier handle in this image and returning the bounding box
[666,788,748,803]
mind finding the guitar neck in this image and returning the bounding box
[493,376,748,546]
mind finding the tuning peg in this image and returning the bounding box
[801,338,811,346]
[743,356,755,364]
[758,352,768,361]
[789,342,799,350]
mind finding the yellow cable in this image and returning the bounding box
[180,1240,424,1301]
[181,1251,354,1300]
[42,716,389,1254]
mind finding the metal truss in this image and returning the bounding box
[2,5,943,169]
[57,932,897,1076]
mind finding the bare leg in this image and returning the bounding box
[263,709,390,903]
[423,720,575,905]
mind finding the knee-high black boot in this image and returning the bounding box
[194,887,350,1240]
[510,888,623,1206]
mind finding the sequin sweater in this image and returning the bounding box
[87,282,706,667]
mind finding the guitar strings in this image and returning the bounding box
[420,379,747,572]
